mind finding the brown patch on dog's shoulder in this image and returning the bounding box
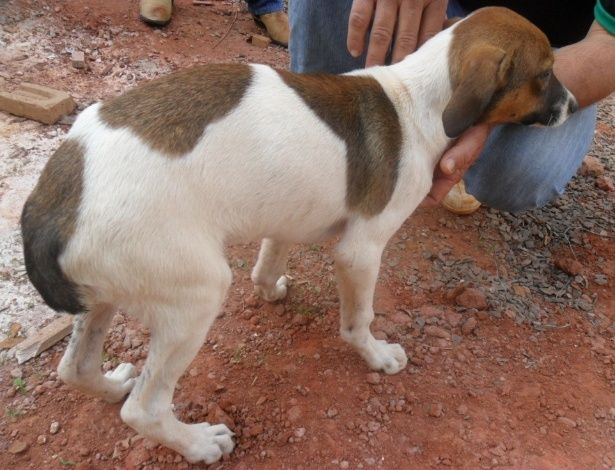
[279,71,402,216]
[21,139,85,313]
[100,64,252,156]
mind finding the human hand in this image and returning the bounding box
[347,0,448,67]
[421,124,491,207]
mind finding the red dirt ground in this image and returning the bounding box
[1,1,614,469]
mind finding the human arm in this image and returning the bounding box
[423,19,615,207]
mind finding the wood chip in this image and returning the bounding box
[14,315,73,364]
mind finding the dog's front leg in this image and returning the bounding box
[335,226,408,375]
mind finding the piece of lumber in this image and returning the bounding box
[14,315,73,364]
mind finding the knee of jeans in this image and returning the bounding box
[466,172,567,214]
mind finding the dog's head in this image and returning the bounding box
[442,7,577,138]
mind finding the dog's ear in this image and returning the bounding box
[442,43,512,138]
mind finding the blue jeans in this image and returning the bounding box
[289,0,597,212]
[247,0,284,16]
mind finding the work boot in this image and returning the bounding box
[140,0,173,26]
[254,11,289,47]
[441,181,481,215]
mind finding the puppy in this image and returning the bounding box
[21,7,576,464]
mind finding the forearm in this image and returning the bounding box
[554,21,615,107]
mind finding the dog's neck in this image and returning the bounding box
[354,30,455,165]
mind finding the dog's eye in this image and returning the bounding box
[539,70,551,81]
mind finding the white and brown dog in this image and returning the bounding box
[21,7,576,464]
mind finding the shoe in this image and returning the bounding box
[441,181,481,215]
[254,11,289,47]
[140,0,173,26]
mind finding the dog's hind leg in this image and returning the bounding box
[334,221,408,375]
[120,260,234,464]
[58,303,137,403]
[251,238,290,302]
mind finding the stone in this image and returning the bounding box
[579,156,605,176]
[0,83,76,125]
[596,176,615,192]
[366,372,381,385]
[557,416,577,428]
[461,317,477,335]
[553,257,583,276]
[71,51,86,69]
[428,403,443,418]
[424,325,451,340]
[125,447,150,468]
[288,405,303,422]
[8,440,29,454]
[50,421,61,434]
[251,34,272,48]
[455,288,488,310]
[37,435,47,445]
[10,367,23,378]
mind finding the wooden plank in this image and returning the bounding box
[14,315,73,364]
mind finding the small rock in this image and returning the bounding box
[340,461,350,469]
[37,435,47,445]
[78,447,90,457]
[294,427,306,438]
[553,256,583,276]
[251,34,271,48]
[557,416,577,428]
[461,317,477,335]
[456,404,468,415]
[596,175,615,192]
[424,325,451,340]
[10,367,23,378]
[125,447,150,468]
[428,403,443,418]
[8,440,28,454]
[206,402,235,429]
[71,50,86,69]
[288,405,303,422]
[50,421,60,434]
[579,155,605,176]
[455,288,488,310]
[244,423,264,437]
[327,408,338,418]
[366,372,381,385]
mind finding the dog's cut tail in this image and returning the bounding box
[20,139,86,314]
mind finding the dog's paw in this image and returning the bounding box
[183,422,235,464]
[362,339,408,375]
[254,275,288,302]
[103,362,138,403]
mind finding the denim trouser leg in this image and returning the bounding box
[288,0,598,212]
[247,0,284,17]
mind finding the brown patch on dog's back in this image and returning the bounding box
[100,64,252,156]
[279,71,402,216]
[21,139,86,313]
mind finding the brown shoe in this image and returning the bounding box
[140,0,173,26]
[254,11,289,47]
[441,181,481,215]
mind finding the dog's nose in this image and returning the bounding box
[568,97,578,114]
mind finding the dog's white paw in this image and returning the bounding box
[254,275,288,302]
[103,362,138,403]
[360,339,408,375]
[183,422,235,464]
